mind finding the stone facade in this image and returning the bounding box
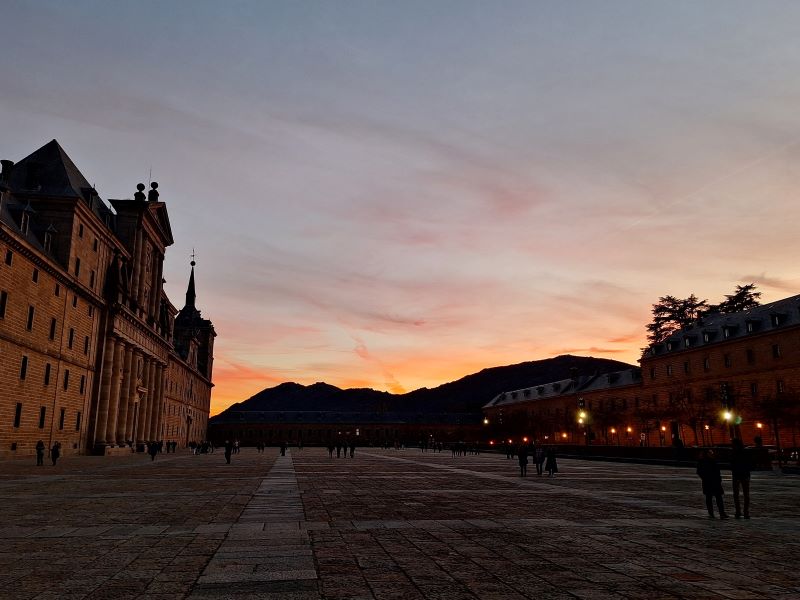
[484,295,800,449]
[0,140,215,456]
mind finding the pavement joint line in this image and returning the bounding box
[188,450,321,599]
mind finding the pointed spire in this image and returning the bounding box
[185,256,196,309]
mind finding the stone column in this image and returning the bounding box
[138,244,150,318]
[142,359,157,441]
[94,337,116,446]
[116,345,135,444]
[104,339,125,445]
[124,350,140,443]
[140,358,151,441]
[130,228,143,309]
[150,364,164,440]
[150,254,162,320]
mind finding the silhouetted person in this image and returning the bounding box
[51,441,61,466]
[518,444,528,477]
[697,449,727,519]
[148,442,158,461]
[534,444,545,476]
[280,442,287,456]
[224,440,233,464]
[545,447,558,477]
[336,443,342,458]
[36,440,45,466]
[730,438,752,519]
[349,442,355,458]
[327,444,334,458]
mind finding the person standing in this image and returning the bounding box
[148,442,158,461]
[349,441,355,458]
[697,449,728,519]
[517,444,529,477]
[730,438,751,519]
[534,444,545,476]
[51,441,61,466]
[224,440,233,464]
[36,440,45,467]
[545,447,558,477]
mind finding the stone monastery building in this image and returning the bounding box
[0,140,215,456]
[485,295,800,449]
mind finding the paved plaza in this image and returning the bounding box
[0,449,798,600]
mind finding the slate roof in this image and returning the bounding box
[646,294,800,358]
[483,369,642,410]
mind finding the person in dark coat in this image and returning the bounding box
[36,440,45,466]
[148,442,158,461]
[280,442,287,456]
[327,444,335,458]
[224,440,233,464]
[697,449,727,519]
[51,441,61,466]
[534,444,545,476]
[517,444,529,477]
[545,447,558,477]
[349,441,355,458]
[730,438,751,519]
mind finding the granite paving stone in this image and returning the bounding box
[1,447,799,598]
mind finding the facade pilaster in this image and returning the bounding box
[130,228,143,309]
[94,337,116,446]
[124,350,140,443]
[104,339,126,445]
[116,345,135,444]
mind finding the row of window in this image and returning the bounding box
[18,356,87,394]
[12,402,82,431]
[651,344,783,379]
[4,246,99,295]
[1,290,93,351]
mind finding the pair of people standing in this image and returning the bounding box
[697,440,751,519]
[35,441,61,466]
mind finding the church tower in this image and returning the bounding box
[174,258,216,380]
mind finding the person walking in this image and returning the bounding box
[349,441,355,458]
[697,449,728,519]
[51,441,61,466]
[545,447,558,477]
[517,444,529,477]
[36,440,45,466]
[730,438,751,519]
[148,442,158,462]
[327,444,335,458]
[224,440,233,464]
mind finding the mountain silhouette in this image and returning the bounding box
[213,355,635,419]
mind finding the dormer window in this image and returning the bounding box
[511,391,518,400]
[537,386,544,395]
[723,327,731,339]
[771,314,785,327]
[523,389,531,398]
[684,337,691,348]
[666,341,674,351]
[43,231,53,252]
[746,322,754,333]
[20,211,30,235]
[703,332,710,343]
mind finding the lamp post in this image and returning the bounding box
[578,410,591,447]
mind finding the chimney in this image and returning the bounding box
[0,160,13,183]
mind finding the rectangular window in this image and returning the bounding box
[49,317,57,340]
[88,306,94,317]
[75,411,82,431]
[59,408,65,430]
[32,268,39,283]
[78,223,84,238]
[746,349,755,365]
[72,295,77,308]
[13,403,22,428]
[63,369,69,391]
[724,353,732,368]
[89,270,95,288]
[79,375,85,395]
[751,383,758,397]
[666,364,673,376]
[683,361,690,374]
[4,249,12,265]
[44,363,51,386]
[772,344,781,359]
[649,367,655,380]
[84,336,89,355]
[26,305,35,331]
[703,357,710,372]
[93,238,98,252]
[38,406,46,429]
[75,257,81,277]
[55,283,60,297]
[20,356,28,380]
[777,380,785,393]
[68,328,74,349]
[0,290,6,318]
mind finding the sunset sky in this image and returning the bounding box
[3,1,800,415]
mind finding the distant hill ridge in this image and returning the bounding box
[214,355,635,418]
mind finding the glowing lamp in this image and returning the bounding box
[704,424,710,430]
[626,426,632,433]
[562,433,567,439]
[660,426,666,432]
[578,418,584,424]
[523,437,528,443]
[579,411,586,419]
[483,418,489,425]
[756,422,763,429]
[610,428,616,434]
